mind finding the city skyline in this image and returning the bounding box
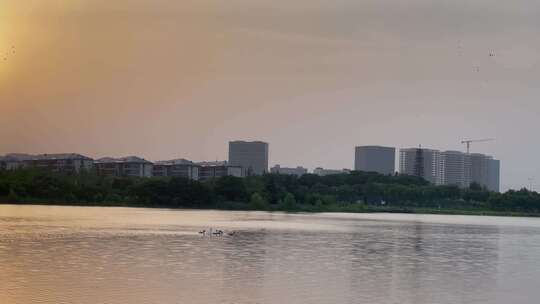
[0,141,501,191]
[0,142,499,169]
[1,1,539,191]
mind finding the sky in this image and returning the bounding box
[0,0,539,191]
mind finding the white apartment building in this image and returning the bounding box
[399,148,441,185]
[197,161,243,181]
[440,151,471,188]
[313,167,350,176]
[0,153,93,174]
[95,156,153,178]
[399,148,500,191]
[270,165,308,177]
[153,159,200,180]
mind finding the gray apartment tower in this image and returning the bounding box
[469,153,500,192]
[354,146,396,175]
[487,159,500,192]
[440,150,471,188]
[228,141,269,176]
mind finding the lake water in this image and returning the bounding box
[1,205,540,304]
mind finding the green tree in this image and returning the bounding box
[250,192,268,210]
[280,192,297,210]
[0,181,9,196]
[213,176,247,202]
[7,188,20,202]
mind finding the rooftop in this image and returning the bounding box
[154,158,194,166]
[95,156,152,164]
[3,153,93,161]
[356,145,395,149]
[229,141,268,145]
[196,161,229,167]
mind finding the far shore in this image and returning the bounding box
[2,201,539,218]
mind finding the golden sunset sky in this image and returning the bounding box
[1,0,539,190]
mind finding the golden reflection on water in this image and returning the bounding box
[1,205,540,304]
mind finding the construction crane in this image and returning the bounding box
[461,138,495,154]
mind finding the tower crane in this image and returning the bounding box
[461,138,495,154]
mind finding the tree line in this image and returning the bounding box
[1,168,539,214]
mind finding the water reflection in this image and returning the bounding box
[1,205,540,304]
[221,231,267,303]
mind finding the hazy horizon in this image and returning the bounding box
[1,1,539,191]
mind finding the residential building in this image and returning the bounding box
[0,156,7,170]
[270,165,308,177]
[469,153,500,192]
[399,148,441,184]
[95,156,153,177]
[354,146,396,175]
[313,167,350,176]
[470,154,486,180]
[153,159,199,180]
[228,141,269,176]
[1,154,34,170]
[400,147,501,191]
[0,154,29,170]
[440,151,471,188]
[197,161,243,181]
[469,153,490,188]
[1,153,93,174]
[487,159,500,192]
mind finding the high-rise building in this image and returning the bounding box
[469,153,500,192]
[400,147,500,191]
[354,146,395,175]
[469,153,489,186]
[440,151,471,188]
[399,148,441,184]
[487,159,500,192]
[228,141,269,176]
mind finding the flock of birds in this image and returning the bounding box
[1,42,495,72]
[2,45,16,62]
[457,39,497,73]
[472,50,495,73]
[198,228,237,237]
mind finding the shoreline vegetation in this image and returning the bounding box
[1,169,540,217]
